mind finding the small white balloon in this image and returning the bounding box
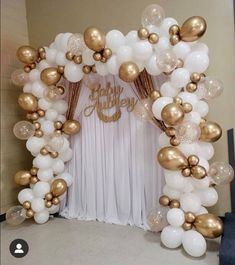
[48,204,60,214]
[52,158,65,174]
[57,115,66,123]
[152,97,173,120]
[133,41,152,61]
[59,148,73,162]
[170,68,190,88]
[59,137,70,153]
[180,193,201,213]
[160,81,181,97]
[55,51,69,66]
[18,188,34,204]
[182,230,206,257]
[37,168,54,182]
[178,142,196,157]
[38,60,51,71]
[58,172,73,186]
[116,45,132,63]
[194,100,209,117]
[191,43,209,54]
[191,176,210,190]
[106,55,119,75]
[198,156,209,171]
[183,178,194,193]
[167,208,185,227]
[163,185,181,199]
[45,109,58,121]
[23,83,32,93]
[38,98,53,110]
[29,69,40,82]
[195,187,218,207]
[33,181,50,198]
[184,51,209,73]
[154,37,170,52]
[52,100,68,115]
[46,48,57,64]
[82,48,94,65]
[195,141,214,160]
[34,210,50,224]
[164,170,186,190]
[125,31,138,46]
[41,120,55,135]
[26,137,46,154]
[184,111,201,125]
[161,225,184,249]
[196,206,208,215]
[145,54,161,75]
[95,61,109,76]
[32,81,47,98]
[31,197,45,212]
[161,17,178,34]
[106,30,125,52]
[172,41,191,60]
[178,92,198,107]
[64,62,84,82]
[33,154,54,169]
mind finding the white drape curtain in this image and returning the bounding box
[60,75,164,229]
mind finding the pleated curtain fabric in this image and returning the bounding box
[60,74,165,230]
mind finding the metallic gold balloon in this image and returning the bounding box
[190,72,201,83]
[191,165,207,179]
[157,146,188,170]
[138,27,149,40]
[159,195,170,206]
[199,121,222,142]
[45,200,52,208]
[186,82,197,93]
[150,90,161,101]
[165,127,176,137]
[62,120,81,135]
[30,176,39,184]
[169,199,180,208]
[30,167,38,176]
[51,179,67,197]
[170,136,180,146]
[181,167,191,177]
[148,33,159,44]
[194,214,223,238]
[161,103,185,126]
[102,48,112,59]
[84,27,106,52]
[18,93,38,112]
[40,67,61,86]
[169,25,180,35]
[173,97,183,105]
[185,212,196,223]
[45,192,53,201]
[16,45,38,64]
[180,16,207,42]
[182,102,192,113]
[26,209,34,218]
[54,121,63,130]
[50,151,59,159]
[40,147,49,156]
[23,201,31,210]
[182,222,193,231]
[188,155,199,166]
[119,62,140,82]
[52,197,60,205]
[14,170,32,185]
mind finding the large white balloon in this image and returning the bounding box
[125,31,138,46]
[57,172,73,186]
[180,193,201,213]
[34,210,50,224]
[55,51,69,66]
[82,48,94,65]
[170,68,190,88]
[32,81,47,98]
[95,62,109,76]
[59,137,70,153]
[195,141,214,160]
[37,168,54,182]
[163,185,181,199]
[177,92,198,107]
[33,154,54,169]
[154,37,170,52]
[52,158,65,174]
[172,41,191,60]
[106,30,125,52]
[106,55,119,75]
[18,188,34,204]
[196,206,208,215]
[178,142,196,157]
[26,137,46,154]
[38,98,52,110]
[64,62,84,82]
[40,120,55,135]
[52,100,68,114]
[161,225,184,248]
[160,81,180,97]
[194,100,209,117]
[133,41,152,61]
[164,170,186,190]
[45,109,58,121]
[59,148,73,162]
[167,208,185,227]
[191,176,210,190]
[33,181,50,198]
[184,51,209,73]
[116,45,132,63]
[145,54,161,76]
[152,97,173,120]
[29,69,40,82]
[195,187,218,207]
[182,230,206,257]
[31,197,45,212]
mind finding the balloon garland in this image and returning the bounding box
[7,4,234,258]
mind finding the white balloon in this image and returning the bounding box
[41,120,55,135]
[106,55,119,75]
[152,97,173,120]
[38,98,52,110]
[160,81,180,97]
[26,137,46,154]
[55,51,69,66]
[161,225,184,248]
[48,204,60,214]
[29,69,40,82]
[57,115,66,123]
[158,132,169,147]
[59,137,70,153]
[191,43,209,54]
[161,17,178,34]
[184,51,209,73]
[191,176,210,190]
[125,31,138,46]
[18,188,34,204]
[195,141,214,160]
[198,156,209,171]
[145,54,161,75]
[184,111,201,125]
[38,60,51,71]
[196,206,208,215]
[33,181,50,198]
[116,45,132,63]
[182,230,206,257]
[59,148,73,162]
[23,83,32,93]
[132,41,152,61]
[37,168,54,182]
[170,68,190,88]
[32,81,47,98]
[167,208,185,227]
[177,92,198,107]
[46,48,57,64]
[58,172,73,186]
[45,109,58,121]
[183,178,194,193]
[163,185,181,199]
[195,187,218,207]
[31,197,45,212]
[59,33,72,52]
[52,100,68,114]
[194,100,209,117]
[64,62,83,82]
[52,158,65,174]
[172,41,191,60]
[178,142,196,157]
[95,61,109,76]
[82,48,94,65]
[154,37,170,52]
[34,210,49,224]
[180,193,201,213]
[106,30,125,52]
[164,170,187,190]
[33,154,54,169]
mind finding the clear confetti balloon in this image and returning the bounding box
[175,122,201,143]
[13,121,35,140]
[11,69,29,86]
[141,4,165,27]
[156,49,177,73]
[133,98,153,122]
[47,133,65,152]
[208,161,234,185]
[147,205,168,232]
[6,205,26,225]
[43,85,64,102]
[203,76,224,100]
[67,33,86,55]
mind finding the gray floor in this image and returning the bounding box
[1,217,219,265]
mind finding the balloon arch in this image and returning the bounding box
[7,4,234,258]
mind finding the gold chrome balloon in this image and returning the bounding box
[150,90,161,101]
[51,179,67,197]
[169,199,180,208]
[52,197,60,205]
[45,192,53,201]
[16,46,38,64]
[159,195,170,206]
[181,167,191,177]
[194,214,223,238]
[30,167,38,176]
[191,165,207,179]
[23,201,31,210]
[157,146,188,170]
[180,16,207,42]
[185,212,196,223]
[148,33,159,44]
[18,93,38,112]
[182,222,193,231]
[188,155,199,166]
[62,120,81,135]
[14,170,32,185]
[119,62,140,82]
[161,103,185,126]
[199,121,222,142]
[138,27,149,40]
[84,27,106,52]
[40,67,61,86]
[102,48,112,59]
[26,209,34,218]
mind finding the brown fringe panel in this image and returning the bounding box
[66,81,82,120]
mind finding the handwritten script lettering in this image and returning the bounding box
[84,82,137,122]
